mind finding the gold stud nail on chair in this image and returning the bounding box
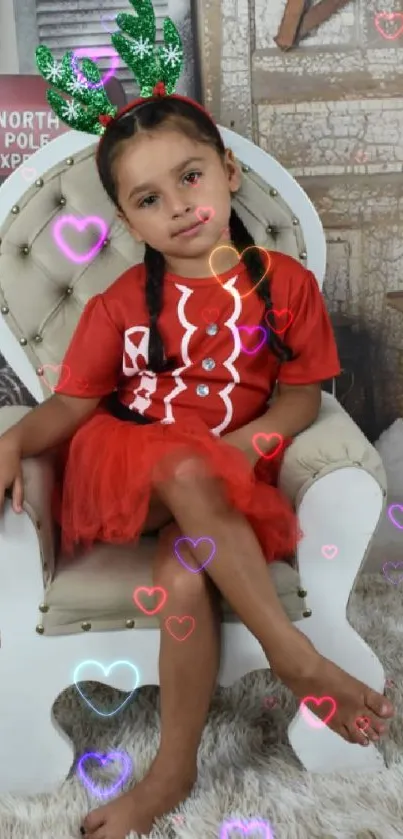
[0,126,388,795]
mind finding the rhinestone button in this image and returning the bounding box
[202,357,215,371]
[196,384,209,397]
[206,323,218,336]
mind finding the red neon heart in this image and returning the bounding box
[41,363,71,393]
[300,695,337,728]
[133,586,167,616]
[165,615,195,642]
[374,12,403,41]
[265,308,293,335]
[195,206,215,223]
[201,307,219,324]
[252,432,284,461]
[355,715,370,733]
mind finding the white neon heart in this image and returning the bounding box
[73,660,140,718]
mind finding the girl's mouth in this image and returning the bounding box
[174,220,203,238]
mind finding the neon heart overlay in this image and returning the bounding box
[300,695,337,728]
[202,307,219,323]
[382,561,403,586]
[40,363,71,393]
[53,215,108,264]
[195,206,215,223]
[355,715,370,733]
[77,750,132,799]
[20,166,37,182]
[238,325,267,355]
[387,503,403,530]
[209,245,271,299]
[71,47,120,90]
[73,660,140,717]
[385,678,395,689]
[374,12,403,41]
[265,308,293,335]
[252,432,284,461]
[220,818,274,839]
[165,615,195,642]
[101,13,117,34]
[174,536,216,574]
[132,586,167,616]
[321,544,338,560]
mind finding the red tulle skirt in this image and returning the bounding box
[52,406,300,562]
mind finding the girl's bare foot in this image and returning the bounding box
[271,629,394,746]
[81,757,196,839]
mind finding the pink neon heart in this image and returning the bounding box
[374,12,403,41]
[300,695,337,728]
[132,586,167,616]
[321,544,338,560]
[40,363,71,393]
[195,206,215,223]
[238,325,267,355]
[53,215,108,264]
[20,166,37,183]
[263,696,279,709]
[165,616,195,642]
[388,504,403,530]
[71,47,120,90]
[220,818,273,839]
[382,561,403,586]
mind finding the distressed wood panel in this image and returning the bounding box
[204,0,403,436]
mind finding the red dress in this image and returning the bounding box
[52,253,341,559]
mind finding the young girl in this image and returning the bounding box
[0,17,394,839]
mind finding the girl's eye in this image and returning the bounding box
[138,194,158,209]
[183,170,202,185]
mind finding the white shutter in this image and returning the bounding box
[35,0,169,99]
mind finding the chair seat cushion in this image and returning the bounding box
[41,537,306,635]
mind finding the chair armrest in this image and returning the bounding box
[0,406,57,585]
[278,392,387,509]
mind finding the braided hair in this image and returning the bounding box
[97,96,294,373]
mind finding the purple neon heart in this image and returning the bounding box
[53,215,108,264]
[220,818,274,839]
[174,537,216,574]
[238,326,267,355]
[382,561,403,586]
[388,503,403,531]
[71,47,119,90]
[77,751,132,799]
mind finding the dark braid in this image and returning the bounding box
[143,243,176,373]
[229,208,294,362]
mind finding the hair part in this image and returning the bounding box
[96,96,294,373]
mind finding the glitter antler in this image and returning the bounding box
[35,46,118,135]
[112,0,184,97]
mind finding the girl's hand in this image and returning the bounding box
[0,442,24,514]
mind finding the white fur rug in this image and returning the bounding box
[1,574,402,839]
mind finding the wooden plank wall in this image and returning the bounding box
[201,0,403,438]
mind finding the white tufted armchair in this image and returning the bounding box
[0,126,389,796]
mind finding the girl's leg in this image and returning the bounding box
[82,521,221,839]
[154,454,394,745]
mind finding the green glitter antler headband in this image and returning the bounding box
[34,0,184,136]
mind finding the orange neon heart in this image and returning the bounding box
[209,245,271,299]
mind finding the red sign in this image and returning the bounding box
[0,75,69,178]
[0,74,127,180]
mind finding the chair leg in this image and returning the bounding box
[287,467,387,773]
[288,616,385,773]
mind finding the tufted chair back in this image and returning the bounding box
[0,127,323,403]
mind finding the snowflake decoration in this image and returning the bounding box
[42,59,63,84]
[161,43,182,68]
[66,75,90,95]
[132,35,154,60]
[61,100,80,121]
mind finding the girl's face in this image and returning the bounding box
[114,126,242,276]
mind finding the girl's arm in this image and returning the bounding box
[0,393,102,458]
[223,382,321,467]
